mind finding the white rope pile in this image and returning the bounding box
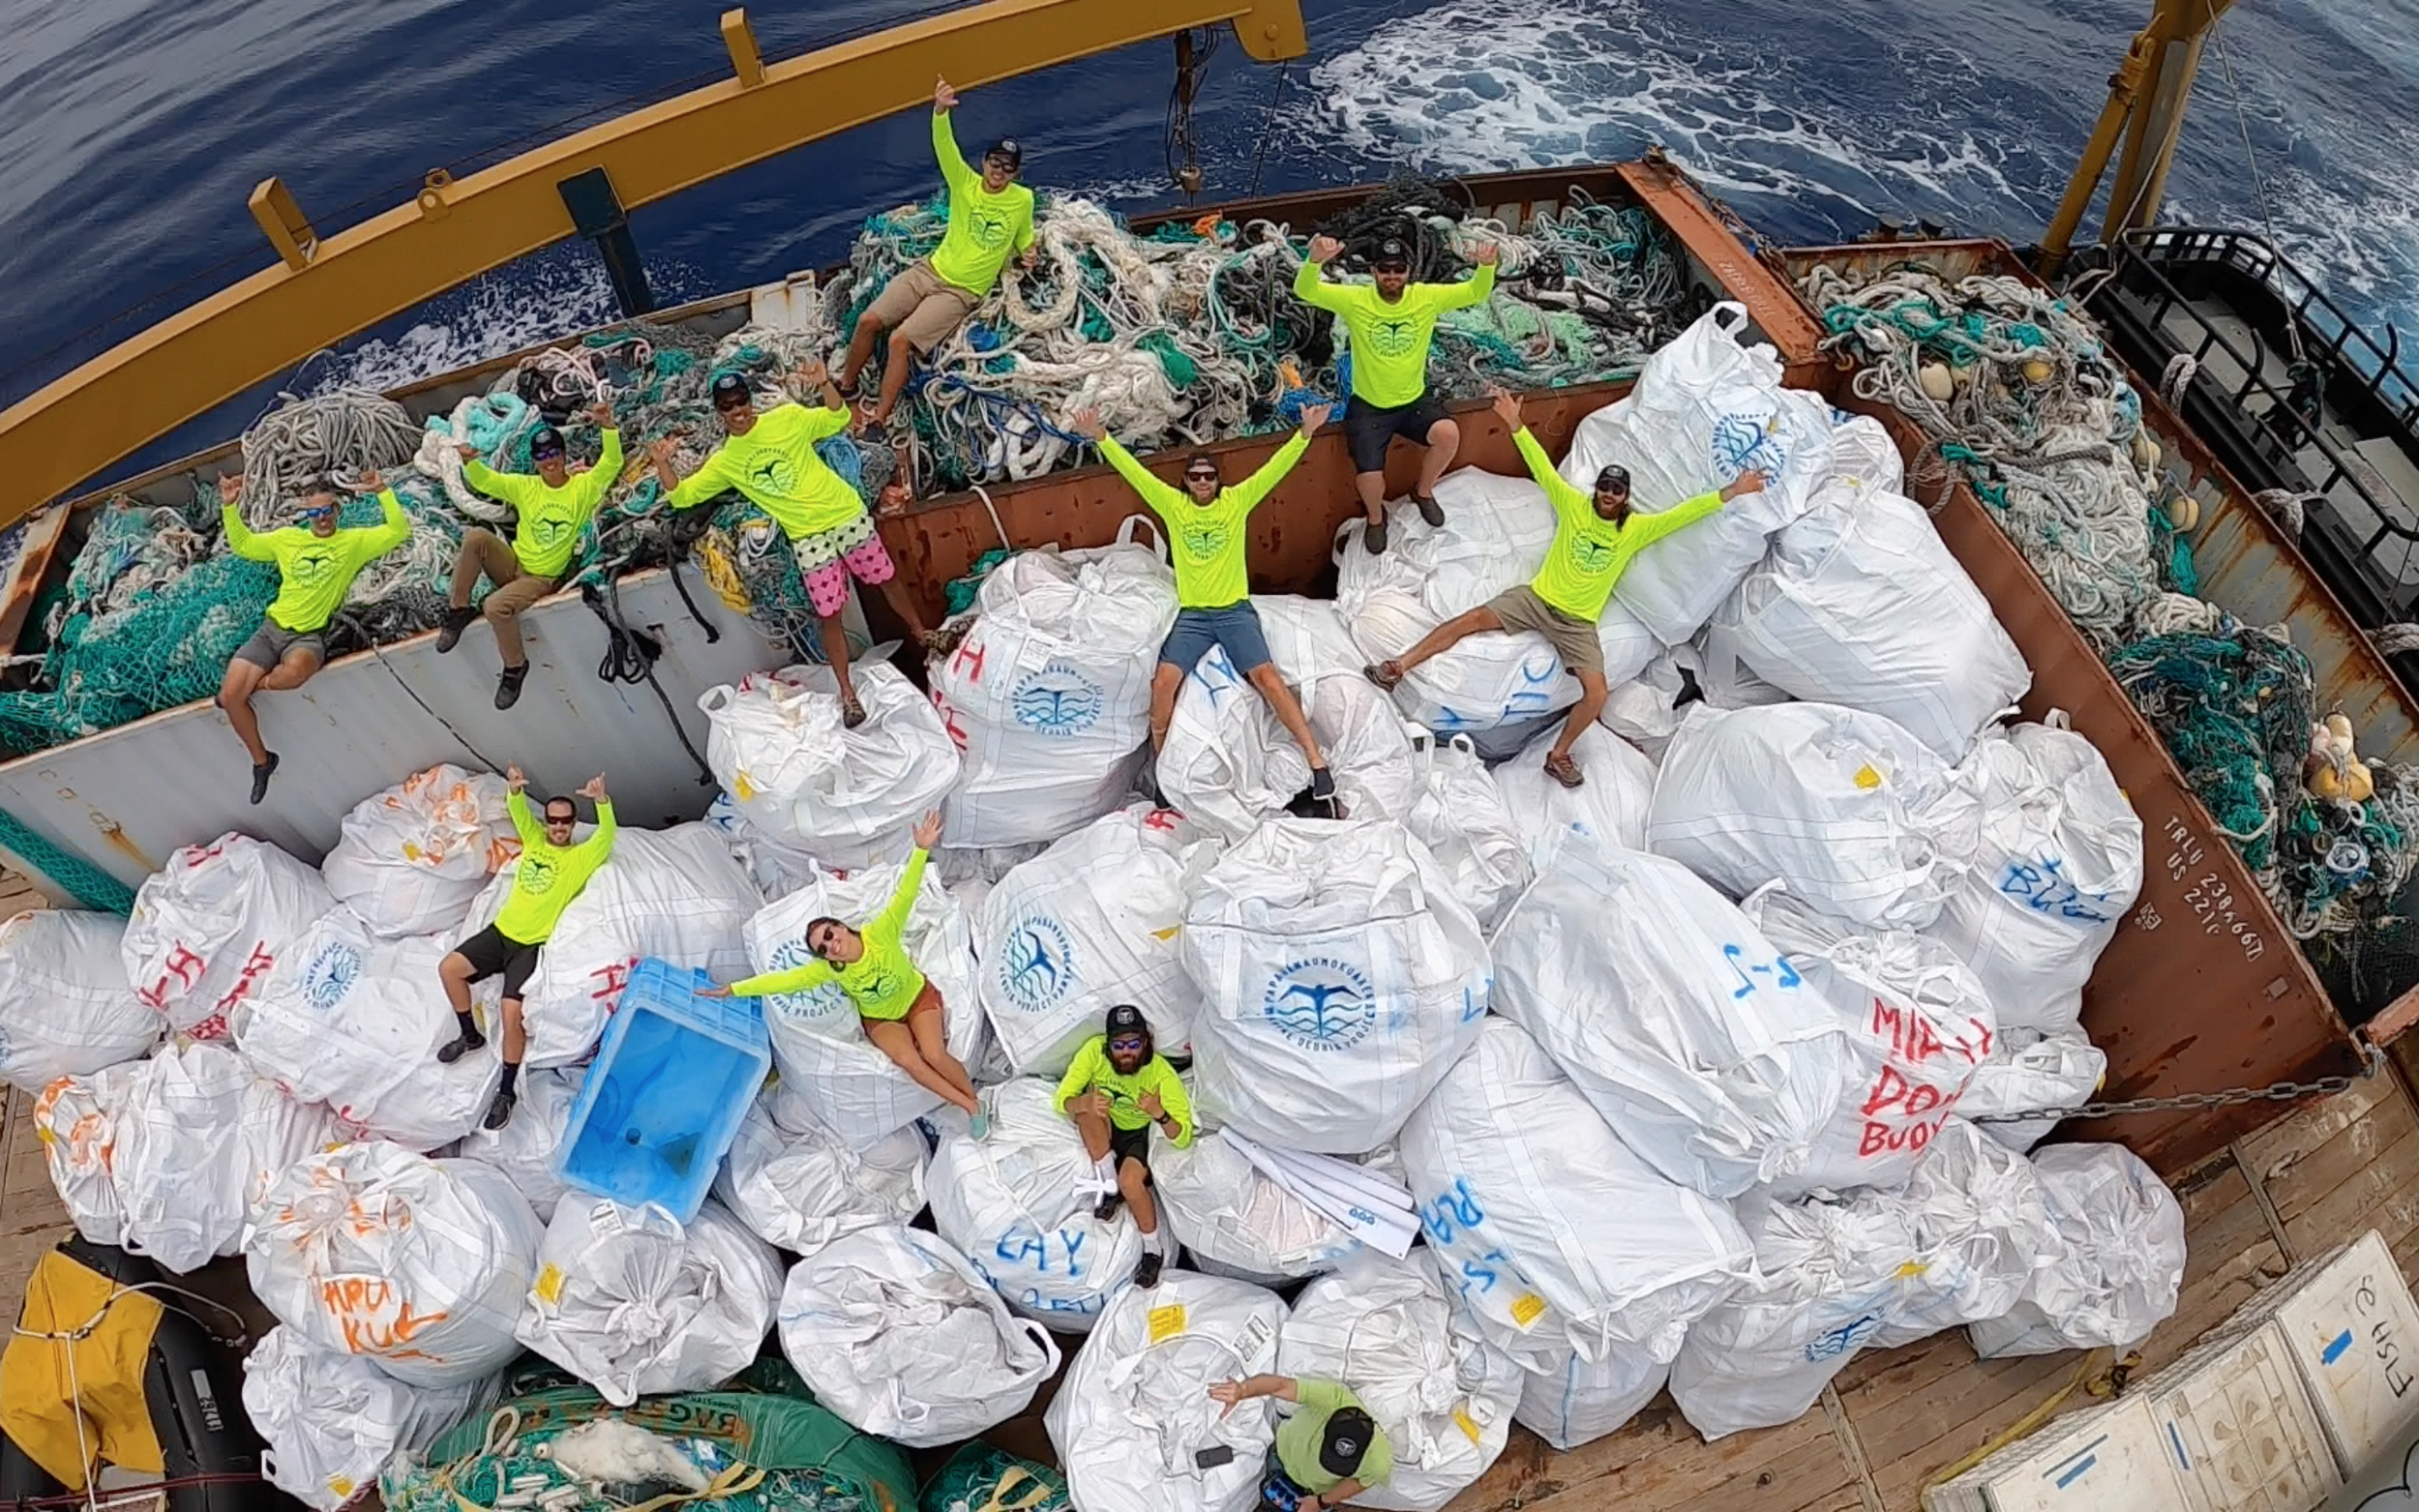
[232,391,426,528]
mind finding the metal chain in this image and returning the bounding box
[1967,1073,2363,1126]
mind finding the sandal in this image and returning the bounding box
[1362,661,1404,692]
[839,692,867,730]
[1543,752,1586,789]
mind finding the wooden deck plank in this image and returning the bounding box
[2236,1074,2401,1180]
[1448,1403,1853,1512]
[2277,1119,2419,1260]
[2248,1081,2419,1230]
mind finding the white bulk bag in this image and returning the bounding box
[1967,1143,2185,1358]
[320,765,519,938]
[1278,1252,1524,1512]
[1183,818,1490,1152]
[1824,412,1905,493]
[703,792,825,901]
[123,833,336,1041]
[0,910,159,1093]
[1742,889,1998,1198]
[1931,721,2143,1031]
[712,1099,929,1255]
[1867,1119,2056,1347]
[976,804,1205,1076]
[1648,701,1981,931]
[247,1143,542,1388]
[463,823,761,1068]
[1045,1270,1289,1512]
[1152,1128,1363,1285]
[458,1068,582,1223]
[927,1079,1143,1331]
[35,1062,142,1246]
[1399,733,1532,933]
[1161,659,1419,845]
[1514,1339,1667,1451]
[777,1223,1060,1445]
[1960,1025,2106,1151]
[1489,830,1848,1197]
[700,662,962,870]
[1490,725,1659,857]
[1562,304,1837,642]
[114,1041,341,1274]
[1704,481,2028,762]
[516,1198,781,1407]
[239,910,501,1150]
[243,1325,498,1512]
[930,533,1179,847]
[1399,1019,1753,1364]
[743,854,985,1146]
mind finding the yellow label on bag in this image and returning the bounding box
[536,1262,565,1304]
[734,771,757,802]
[1148,1303,1187,1343]
[1452,1405,1482,1443]
[328,1477,355,1500]
[1509,1292,1546,1327]
[1853,764,1882,790]
[1151,925,1181,941]
[1895,1260,1928,1279]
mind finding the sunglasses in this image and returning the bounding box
[1108,1035,1148,1052]
[532,447,567,461]
[301,504,338,519]
[1184,469,1219,482]
[544,811,577,826]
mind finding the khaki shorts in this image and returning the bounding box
[863,259,979,353]
[1485,584,1605,678]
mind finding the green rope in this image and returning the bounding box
[0,808,133,913]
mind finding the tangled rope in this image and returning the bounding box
[229,390,426,527]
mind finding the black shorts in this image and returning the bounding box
[1344,392,1452,474]
[1110,1121,1155,1185]
[454,923,542,1001]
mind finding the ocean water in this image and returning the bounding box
[4,0,2415,490]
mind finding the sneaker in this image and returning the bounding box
[1309,766,1336,802]
[434,606,478,654]
[1543,751,1587,789]
[1415,493,1446,527]
[1132,1252,1165,1289]
[481,1085,518,1132]
[494,664,528,711]
[436,1028,487,1065]
[1362,662,1403,692]
[1094,1191,1125,1222]
[249,753,280,806]
[1363,517,1389,555]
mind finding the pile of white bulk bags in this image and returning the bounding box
[1399,1019,1754,1365]
[1931,720,2144,1031]
[122,833,335,1041]
[320,764,519,937]
[515,1197,782,1406]
[1489,830,1847,1197]
[1960,1025,2106,1150]
[1161,659,1418,845]
[238,909,501,1150]
[1046,1270,1289,1512]
[1560,303,1836,643]
[1491,725,1659,856]
[247,1143,543,1387]
[928,533,1179,846]
[974,804,1205,1076]
[1967,1143,2186,1358]
[926,1079,1142,1330]
[1513,1340,1668,1451]
[712,1100,929,1256]
[463,822,761,1067]
[744,853,985,1143]
[0,909,159,1092]
[243,1326,497,1512]
[1183,818,1490,1152]
[1151,1127,1363,1285]
[1278,1252,1524,1511]
[1647,701,1981,931]
[699,662,961,870]
[458,1067,582,1222]
[777,1223,1060,1445]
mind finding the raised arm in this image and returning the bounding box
[1292,251,1350,315]
[931,79,974,194]
[1432,247,1499,311]
[656,439,730,511]
[361,477,412,555]
[1632,468,1764,547]
[219,499,276,562]
[504,781,542,847]
[580,427,625,516]
[1074,409,1186,519]
[871,844,931,936]
[724,956,837,998]
[1230,404,1329,516]
[461,457,527,507]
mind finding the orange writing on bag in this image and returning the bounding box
[318,1274,451,1361]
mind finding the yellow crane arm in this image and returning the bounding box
[0,0,1307,525]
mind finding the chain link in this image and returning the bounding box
[1967,1074,2360,1126]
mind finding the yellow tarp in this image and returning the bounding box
[0,1250,166,1489]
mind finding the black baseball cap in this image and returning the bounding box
[529,426,567,460]
[710,371,752,407]
[1595,463,1632,494]
[1105,1004,1150,1038]
[985,138,1023,170]
[1320,1408,1375,1477]
[1371,239,1412,271]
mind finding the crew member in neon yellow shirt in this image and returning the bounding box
[1055,1003,1192,1290]
[1367,389,1764,789]
[1295,232,1498,555]
[706,811,980,1119]
[1070,401,1340,811]
[436,400,622,710]
[1207,1374,1394,1512]
[838,75,1038,431]
[435,766,614,1131]
[214,468,413,805]
[648,360,934,727]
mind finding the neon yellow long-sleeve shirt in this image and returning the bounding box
[1052,1035,1194,1145]
[727,847,931,1021]
[664,403,864,539]
[222,489,412,633]
[1098,431,1309,608]
[494,793,616,946]
[1293,260,1496,408]
[463,429,622,578]
[928,111,1036,297]
[1513,427,1724,621]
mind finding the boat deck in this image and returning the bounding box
[1,1021,2414,1510]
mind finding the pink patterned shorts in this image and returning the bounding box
[796,514,896,618]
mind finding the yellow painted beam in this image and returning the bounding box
[0,0,1307,524]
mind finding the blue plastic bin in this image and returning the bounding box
[555,958,770,1224]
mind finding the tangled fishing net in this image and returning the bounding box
[1805,263,2419,951]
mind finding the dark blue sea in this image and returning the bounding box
[6,0,2416,493]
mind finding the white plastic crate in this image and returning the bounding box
[1925,1394,2191,1512]
[2146,1319,2340,1512]
[2225,1230,2419,1478]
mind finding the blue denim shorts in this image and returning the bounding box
[1159,602,1272,674]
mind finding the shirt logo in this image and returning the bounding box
[999,915,1076,1013]
[748,455,797,495]
[303,942,363,1012]
[1364,316,1422,359]
[1568,533,1617,573]
[1011,661,1105,736]
[288,547,340,583]
[1262,957,1376,1051]
[518,853,560,898]
[855,965,901,1002]
[528,517,574,548]
[1180,519,1230,561]
[971,211,1010,249]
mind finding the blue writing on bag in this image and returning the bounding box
[1999,856,2115,924]
[1722,942,1803,999]
[1418,1176,1487,1246]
